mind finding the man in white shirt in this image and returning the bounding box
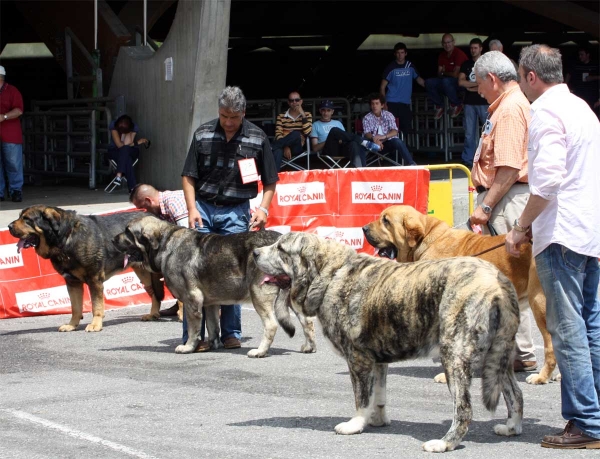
[506,44,600,449]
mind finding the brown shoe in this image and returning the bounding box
[514,360,537,372]
[223,337,241,349]
[542,421,600,449]
[194,340,210,352]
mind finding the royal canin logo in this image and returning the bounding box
[122,276,134,284]
[297,186,306,193]
[38,292,50,299]
[316,227,364,250]
[351,182,405,204]
[371,185,383,191]
[276,182,327,207]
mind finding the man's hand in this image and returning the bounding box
[373,134,387,144]
[283,146,292,160]
[469,205,490,225]
[505,228,531,257]
[249,208,267,231]
[188,208,203,230]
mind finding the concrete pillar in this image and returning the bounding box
[108,0,230,190]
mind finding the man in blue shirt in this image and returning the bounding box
[380,42,425,138]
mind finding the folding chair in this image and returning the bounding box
[104,158,139,193]
[355,118,405,167]
[316,150,350,169]
[281,139,311,171]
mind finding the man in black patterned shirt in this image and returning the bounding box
[181,85,279,351]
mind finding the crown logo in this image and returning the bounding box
[334,231,344,238]
[371,185,383,191]
[38,292,50,299]
[297,186,306,193]
[122,276,134,283]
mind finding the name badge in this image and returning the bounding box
[473,138,483,163]
[239,158,259,184]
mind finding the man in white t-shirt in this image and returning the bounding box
[506,44,600,449]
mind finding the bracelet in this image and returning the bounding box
[513,218,530,233]
[259,206,269,216]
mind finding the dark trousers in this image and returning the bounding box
[108,145,139,190]
[386,102,412,138]
[272,131,304,171]
[322,127,366,167]
[381,137,416,166]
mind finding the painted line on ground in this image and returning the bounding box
[0,409,159,459]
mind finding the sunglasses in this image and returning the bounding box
[288,98,301,102]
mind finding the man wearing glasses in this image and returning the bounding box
[425,33,468,120]
[271,91,313,171]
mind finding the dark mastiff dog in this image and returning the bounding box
[113,216,316,358]
[8,205,165,332]
[253,232,523,453]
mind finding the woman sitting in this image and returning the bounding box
[108,114,149,192]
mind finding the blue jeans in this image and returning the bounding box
[272,130,304,171]
[536,243,600,439]
[108,145,139,190]
[181,200,249,344]
[0,142,24,198]
[425,77,461,107]
[461,104,488,166]
[382,137,416,166]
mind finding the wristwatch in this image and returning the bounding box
[480,203,492,214]
[3,114,7,120]
[513,219,530,233]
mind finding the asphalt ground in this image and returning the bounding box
[0,301,576,459]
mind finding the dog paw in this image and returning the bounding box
[552,373,562,382]
[369,408,391,427]
[433,373,447,384]
[247,349,267,358]
[141,313,160,322]
[334,418,365,435]
[494,421,521,436]
[525,373,549,385]
[175,344,195,354]
[422,439,448,452]
[84,323,103,332]
[300,344,316,353]
[58,324,77,332]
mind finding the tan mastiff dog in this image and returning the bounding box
[363,204,558,385]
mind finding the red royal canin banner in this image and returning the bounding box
[0,167,428,319]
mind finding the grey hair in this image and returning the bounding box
[488,39,503,51]
[218,86,246,112]
[519,44,563,84]
[474,51,518,82]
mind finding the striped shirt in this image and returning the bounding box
[471,85,530,189]
[158,190,188,224]
[275,110,312,142]
[182,118,279,204]
[362,110,399,138]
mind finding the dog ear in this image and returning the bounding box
[403,214,425,248]
[141,225,161,251]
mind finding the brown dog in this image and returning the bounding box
[362,204,558,385]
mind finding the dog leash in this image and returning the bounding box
[465,218,505,258]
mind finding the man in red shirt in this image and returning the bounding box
[425,33,469,120]
[0,65,24,202]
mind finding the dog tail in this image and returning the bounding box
[151,273,165,302]
[274,289,295,337]
[481,291,520,413]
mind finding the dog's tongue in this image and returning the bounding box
[261,274,278,285]
[16,239,26,254]
[123,255,129,269]
[377,247,398,260]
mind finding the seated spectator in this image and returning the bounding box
[380,42,425,138]
[565,44,600,115]
[361,93,417,166]
[310,100,379,168]
[425,33,468,119]
[108,114,149,192]
[271,91,312,171]
[488,39,518,71]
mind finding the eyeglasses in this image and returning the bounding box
[288,98,301,102]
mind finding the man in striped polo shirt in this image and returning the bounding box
[271,91,313,171]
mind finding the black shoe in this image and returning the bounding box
[11,190,22,202]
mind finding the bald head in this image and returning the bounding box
[129,184,161,215]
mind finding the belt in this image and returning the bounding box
[200,197,246,207]
[476,182,528,193]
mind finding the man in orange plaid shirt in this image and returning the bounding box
[469,50,536,373]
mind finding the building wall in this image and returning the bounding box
[108,0,230,190]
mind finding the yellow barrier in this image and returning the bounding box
[424,164,474,226]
